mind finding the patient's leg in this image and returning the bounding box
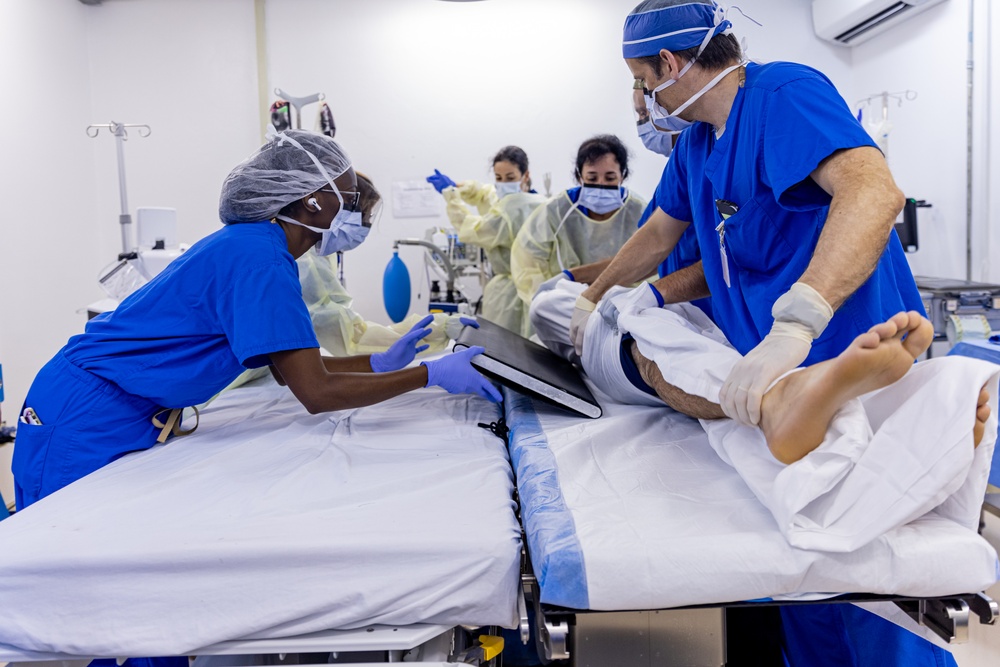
[630,310,987,464]
[974,386,991,447]
[760,312,933,464]
[629,340,725,419]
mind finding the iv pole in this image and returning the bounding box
[273,88,343,283]
[86,121,151,258]
[274,88,325,131]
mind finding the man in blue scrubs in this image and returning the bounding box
[570,1,955,665]
[13,131,498,512]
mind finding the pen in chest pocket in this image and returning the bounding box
[715,199,739,288]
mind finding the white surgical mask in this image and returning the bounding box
[649,59,745,131]
[643,9,746,134]
[495,181,522,199]
[578,184,625,215]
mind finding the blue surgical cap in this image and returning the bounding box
[622,0,731,59]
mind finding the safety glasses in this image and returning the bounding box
[319,188,362,213]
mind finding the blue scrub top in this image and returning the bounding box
[64,222,319,408]
[658,61,924,364]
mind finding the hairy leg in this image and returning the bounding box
[630,311,983,463]
[629,340,726,419]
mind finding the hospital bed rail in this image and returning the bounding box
[521,566,999,664]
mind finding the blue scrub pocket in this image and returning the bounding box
[11,420,56,508]
[720,198,794,274]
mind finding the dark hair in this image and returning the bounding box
[575,134,630,180]
[492,145,529,174]
[636,33,742,77]
[492,145,531,189]
[356,171,380,212]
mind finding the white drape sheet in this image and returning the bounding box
[519,281,1000,609]
[0,380,521,658]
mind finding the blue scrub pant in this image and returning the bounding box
[14,354,186,667]
[12,351,163,509]
[782,604,957,667]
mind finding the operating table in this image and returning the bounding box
[0,367,996,666]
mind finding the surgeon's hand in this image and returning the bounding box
[370,315,434,373]
[598,283,663,330]
[445,316,479,340]
[569,295,597,357]
[426,169,457,194]
[422,345,502,403]
[719,323,811,426]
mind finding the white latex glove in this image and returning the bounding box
[719,322,812,426]
[597,283,662,330]
[569,295,597,356]
[720,282,833,426]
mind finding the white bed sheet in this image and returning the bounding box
[0,380,521,658]
[507,387,1000,611]
[617,298,1000,553]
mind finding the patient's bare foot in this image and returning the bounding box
[759,311,933,464]
[974,385,991,448]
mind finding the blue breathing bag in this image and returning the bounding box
[383,251,411,323]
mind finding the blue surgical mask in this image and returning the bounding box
[644,92,692,135]
[495,181,522,199]
[277,208,369,255]
[638,120,676,157]
[579,184,625,215]
[267,131,371,255]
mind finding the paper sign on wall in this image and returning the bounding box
[392,180,443,218]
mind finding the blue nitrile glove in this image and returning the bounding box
[422,345,502,402]
[426,169,457,194]
[370,315,434,372]
[445,316,479,340]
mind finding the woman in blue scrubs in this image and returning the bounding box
[13,130,498,510]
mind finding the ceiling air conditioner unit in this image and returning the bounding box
[812,0,947,46]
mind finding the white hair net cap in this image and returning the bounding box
[219,129,353,224]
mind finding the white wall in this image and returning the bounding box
[989,2,1000,284]
[264,0,846,322]
[0,0,100,504]
[849,0,992,282]
[0,0,260,501]
[1,0,984,500]
[84,0,260,262]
